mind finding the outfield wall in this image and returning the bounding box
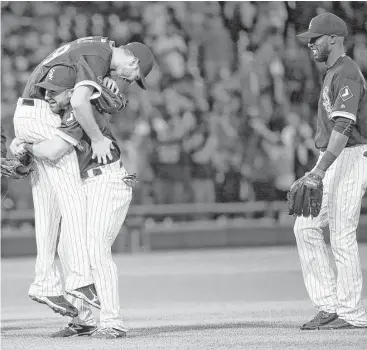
[2,217,367,258]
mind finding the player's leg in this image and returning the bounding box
[28,160,63,297]
[13,99,95,315]
[57,227,97,334]
[328,146,367,327]
[46,149,94,292]
[84,168,132,333]
[13,98,61,142]
[28,160,79,317]
[14,97,63,296]
[294,167,337,314]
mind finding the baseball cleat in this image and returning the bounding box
[51,323,97,337]
[300,311,337,330]
[318,317,364,330]
[90,327,127,339]
[29,294,78,317]
[66,283,101,309]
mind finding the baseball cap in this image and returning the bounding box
[125,42,154,90]
[297,12,348,39]
[35,65,76,91]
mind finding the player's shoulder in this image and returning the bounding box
[335,55,363,81]
[70,36,113,57]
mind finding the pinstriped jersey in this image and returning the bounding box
[55,107,121,174]
[315,54,367,149]
[22,36,114,99]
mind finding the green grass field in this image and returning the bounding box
[2,246,367,349]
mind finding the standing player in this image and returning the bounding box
[293,12,367,330]
[15,64,141,339]
[12,36,154,318]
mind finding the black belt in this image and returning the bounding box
[22,99,35,107]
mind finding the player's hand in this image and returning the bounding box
[9,138,26,156]
[103,77,120,94]
[91,136,115,164]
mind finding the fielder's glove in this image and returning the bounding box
[93,85,128,115]
[122,173,138,188]
[1,152,34,180]
[287,172,323,218]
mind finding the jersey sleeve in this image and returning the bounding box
[75,56,107,99]
[55,111,83,146]
[331,77,362,122]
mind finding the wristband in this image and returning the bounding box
[317,150,337,172]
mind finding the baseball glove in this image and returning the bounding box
[122,173,138,188]
[1,152,34,180]
[287,172,323,218]
[93,85,128,115]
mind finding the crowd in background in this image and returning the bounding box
[1,1,367,211]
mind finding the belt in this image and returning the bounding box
[17,98,49,109]
[81,160,123,180]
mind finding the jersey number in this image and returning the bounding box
[42,44,71,66]
[41,37,107,66]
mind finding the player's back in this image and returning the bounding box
[22,36,114,99]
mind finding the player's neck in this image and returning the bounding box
[110,48,119,70]
[326,48,345,69]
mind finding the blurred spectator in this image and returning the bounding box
[184,111,216,205]
[149,100,192,205]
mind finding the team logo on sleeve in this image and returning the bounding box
[339,86,353,101]
[65,111,77,126]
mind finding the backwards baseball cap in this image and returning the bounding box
[125,42,154,90]
[297,12,348,39]
[35,65,76,92]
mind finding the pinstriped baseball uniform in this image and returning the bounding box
[294,54,367,327]
[15,36,116,297]
[56,106,132,330]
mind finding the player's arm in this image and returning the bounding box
[20,108,85,161]
[70,84,103,140]
[312,77,361,179]
[22,136,72,161]
[312,126,350,179]
[71,55,114,164]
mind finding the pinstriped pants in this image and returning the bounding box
[294,145,367,326]
[13,98,93,296]
[58,165,132,329]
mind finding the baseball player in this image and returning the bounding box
[15,64,142,339]
[11,36,153,318]
[293,12,367,330]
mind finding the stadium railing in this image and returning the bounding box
[2,198,367,255]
